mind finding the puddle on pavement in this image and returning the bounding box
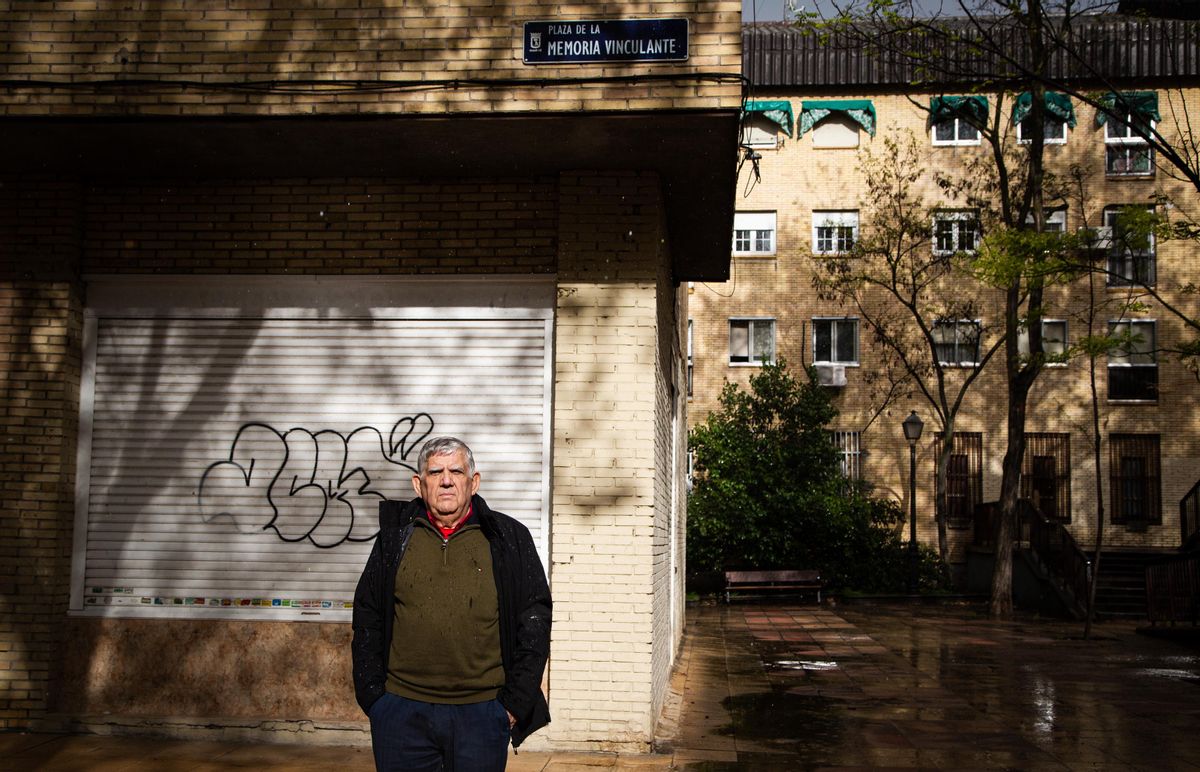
[767,659,839,671]
[1136,667,1200,683]
[720,692,842,741]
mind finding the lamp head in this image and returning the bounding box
[902,410,924,444]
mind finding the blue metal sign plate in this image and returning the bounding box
[523,19,689,65]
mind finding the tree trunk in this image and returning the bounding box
[935,424,954,566]
[990,380,1028,619]
[1085,272,1106,639]
[991,0,1049,620]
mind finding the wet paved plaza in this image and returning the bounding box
[3,601,1199,769]
[661,601,1200,770]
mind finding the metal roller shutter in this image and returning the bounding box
[71,277,553,621]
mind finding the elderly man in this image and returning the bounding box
[352,436,551,771]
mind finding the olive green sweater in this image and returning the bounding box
[386,519,505,704]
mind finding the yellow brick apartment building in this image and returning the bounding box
[690,18,1200,586]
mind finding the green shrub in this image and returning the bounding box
[687,360,949,594]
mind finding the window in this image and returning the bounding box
[1104,206,1156,286]
[1025,208,1066,233]
[832,430,863,480]
[799,100,876,149]
[732,212,776,256]
[1018,319,1068,365]
[1012,91,1074,145]
[932,320,982,366]
[812,317,859,364]
[729,318,775,365]
[812,115,861,148]
[930,95,986,146]
[1109,434,1161,525]
[741,113,783,149]
[812,211,858,254]
[742,100,793,149]
[933,115,980,145]
[935,431,983,527]
[933,211,979,255]
[1107,320,1157,401]
[1017,115,1068,144]
[686,319,693,398]
[1105,113,1154,176]
[1021,433,1071,522]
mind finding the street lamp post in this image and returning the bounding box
[902,411,924,594]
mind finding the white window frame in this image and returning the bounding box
[812,211,859,255]
[733,211,777,256]
[1107,319,1158,402]
[728,317,775,366]
[1104,206,1156,287]
[1105,113,1155,177]
[932,211,980,256]
[687,319,694,398]
[812,316,860,365]
[932,319,983,367]
[1018,319,1068,366]
[1017,115,1068,145]
[931,115,981,146]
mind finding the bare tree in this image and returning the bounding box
[813,132,1005,566]
[804,0,1097,616]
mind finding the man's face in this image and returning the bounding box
[412,449,481,523]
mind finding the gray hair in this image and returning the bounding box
[417,436,476,476]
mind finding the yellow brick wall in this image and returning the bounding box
[689,89,1200,561]
[0,177,85,730]
[548,171,673,752]
[0,1,742,117]
[82,178,558,274]
[650,229,686,730]
[0,282,82,731]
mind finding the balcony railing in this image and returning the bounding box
[1181,479,1200,550]
[972,499,1091,613]
[1146,553,1199,626]
[1021,501,1091,612]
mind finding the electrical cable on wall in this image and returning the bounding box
[0,72,747,96]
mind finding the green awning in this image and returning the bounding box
[1012,92,1076,128]
[798,99,876,137]
[743,100,794,138]
[929,95,988,127]
[1095,91,1160,126]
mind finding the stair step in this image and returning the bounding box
[1082,551,1173,620]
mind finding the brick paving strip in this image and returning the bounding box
[657,601,1200,771]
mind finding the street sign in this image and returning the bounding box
[523,19,689,65]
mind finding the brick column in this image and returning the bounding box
[0,178,83,729]
[546,171,672,751]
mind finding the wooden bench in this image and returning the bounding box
[724,569,823,603]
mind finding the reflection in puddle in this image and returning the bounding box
[769,660,839,671]
[1030,674,1057,739]
[1137,667,1200,682]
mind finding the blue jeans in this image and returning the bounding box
[368,692,510,772]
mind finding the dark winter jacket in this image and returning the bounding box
[351,495,552,747]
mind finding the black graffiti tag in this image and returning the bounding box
[198,413,433,548]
